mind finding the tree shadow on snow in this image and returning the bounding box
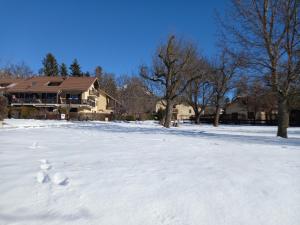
[71,122,300,148]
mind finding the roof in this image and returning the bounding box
[59,77,97,92]
[3,76,97,93]
[0,78,25,91]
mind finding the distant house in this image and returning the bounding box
[0,76,119,116]
[155,100,195,120]
[225,96,277,121]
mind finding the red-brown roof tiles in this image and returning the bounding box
[2,76,97,93]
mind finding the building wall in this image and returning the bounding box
[226,103,267,120]
[174,104,195,120]
[80,83,113,114]
[155,101,195,120]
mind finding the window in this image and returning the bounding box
[70,108,78,112]
[0,83,11,87]
[47,82,62,86]
[189,109,192,114]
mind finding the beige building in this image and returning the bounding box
[225,97,276,121]
[1,76,118,115]
[155,100,195,120]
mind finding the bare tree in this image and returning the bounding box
[98,73,118,98]
[211,49,242,127]
[141,35,199,128]
[95,66,103,79]
[236,77,277,122]
[220,0,300,137]
[118,75,157,119]
[0,62,33,78]
[184,58,214,124]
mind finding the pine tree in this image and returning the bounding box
[69,59,82,76]
[42,53,59,76]
[84,71,90,77]
[60,63,68,76]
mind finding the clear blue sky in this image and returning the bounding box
[0,0,226,76]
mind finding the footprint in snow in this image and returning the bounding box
[36,171,49,183]
[39,159,52,170]
[39,159,49,164]
[37,160,69,186]
[40,163,52,170]
[53,173,68,185]
[29,142,39,149]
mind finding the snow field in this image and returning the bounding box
[0,119,299,225]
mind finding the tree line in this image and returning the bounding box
[141,0,299,138]
[40,53,89,77]
[0,0,299,138]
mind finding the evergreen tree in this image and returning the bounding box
[60,63,68,76]
[69,59,82,76]
[42,53,59,76]
[84,71,90,77]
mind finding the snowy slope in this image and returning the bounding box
[0,119,300,225]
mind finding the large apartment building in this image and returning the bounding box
[0,76,118,115]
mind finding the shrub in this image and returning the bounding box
[125,115,135,121]
[156,108,165,121]
[20,106,38,119]
[0,96,8,121]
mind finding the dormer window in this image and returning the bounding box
[47,81,62,86]
[0,83,10,87]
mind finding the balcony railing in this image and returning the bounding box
[12,98,57,104]
[11,98,95,107]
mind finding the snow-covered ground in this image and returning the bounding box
[0,119,300,225]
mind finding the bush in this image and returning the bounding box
[125,115,135,121]
[0,96,8,121]
[58,107,68,114]
[20,106,38,119]
[156,108,165,121]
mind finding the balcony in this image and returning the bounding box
[11,98,95,108]
[61,99,95,108]
[12,98,57,104]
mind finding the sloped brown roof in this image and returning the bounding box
[0,78,25,91]
[6,76,64,93]
[0,78,24,85]
[59,77,97,91]
[3,76,97,93]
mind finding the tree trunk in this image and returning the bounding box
[195,112,201,124]
[277,95,289,138]
[213,105,221,127]
[193,106,201,124]
[163,99,173,128]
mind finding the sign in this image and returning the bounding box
[61,114,66,120]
